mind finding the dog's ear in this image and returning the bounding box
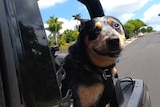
[78,19,89,32]
[69,20,93,61]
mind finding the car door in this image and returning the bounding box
[0,0,61,106]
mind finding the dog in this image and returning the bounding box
[60,16,125,107]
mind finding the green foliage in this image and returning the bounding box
[46,16,80,51]
[146,26,153,33]
[57,34,66,46]
[57,29,79,51]
[140,28,146,33]
[64,29,79,43]
[124,23,135,38]
[138,26,154,33]
[127,19,146,33]
[46,16,63,44]
[46,16,63,33]
[124,19,147,38]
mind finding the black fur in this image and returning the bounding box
[60,16,125,107]
[61,55,114,107]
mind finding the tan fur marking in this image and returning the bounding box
[78,83,104,107]
[85,36,117,67]
[107,18,113,24]
[112,67,117,76]
[119,34,126,49]
[85,32,125,67]
[95,22,102,30]
[88,51,117,67]
[105,104,110,107]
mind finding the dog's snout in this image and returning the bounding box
[108,36,119,44]
[107,36,120,49]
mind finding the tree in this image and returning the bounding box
[140,28,146,33]
[124,23,135,39]
[72,13,81,20]
[124,19,147,38]
[146,26,153,33]
[127,19,146,33]
[57,29,79,51]
[64,29,79,43]
[45,16,63,45]
[72,13,82,29]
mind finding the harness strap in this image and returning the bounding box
[56,59,116,107]
[62,89,74,107]
[55,61,74,107]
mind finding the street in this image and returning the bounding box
[117,32,160,107]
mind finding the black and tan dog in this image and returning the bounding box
[60,16,125,107]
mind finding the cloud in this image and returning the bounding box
[120,13,135,23]
[44,18,80,36]
[141,3,160,31]
[37,0,67,9]
[142,3,160,25]
[99,0,150,23]
[44,23,50,36]
[98,0,160,31]
[40,0,160,32]
[100,0,150,15]
[58,18,80,33]
[155,25,160,31]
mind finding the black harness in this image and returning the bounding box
[55,59,117,107]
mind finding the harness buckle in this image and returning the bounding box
[102,69,112,80]
[56,61,74,107]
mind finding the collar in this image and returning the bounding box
[76,60,115,80]
[64,55,115,80]
[96,63,115,80]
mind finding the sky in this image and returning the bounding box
[37,0,160,34]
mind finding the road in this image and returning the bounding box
[117,32,160,107]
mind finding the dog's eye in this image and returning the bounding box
[111,22,123,34]
[112,22,120,29]
[90,27,97,32]
[90,27,101,33]
[88,27,100,40]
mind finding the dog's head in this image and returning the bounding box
[70,16,125,67]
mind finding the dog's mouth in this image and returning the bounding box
[93,48,121,58]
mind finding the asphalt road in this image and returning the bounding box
[116,32,160,107]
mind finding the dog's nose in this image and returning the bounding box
[107,36,120,50]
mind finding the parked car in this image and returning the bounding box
[138,32,144,37]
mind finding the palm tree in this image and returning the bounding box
[46,16,63,45]
[72,14,82,29]
[72,13,81,20]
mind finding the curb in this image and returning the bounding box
[125,37,137,46]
